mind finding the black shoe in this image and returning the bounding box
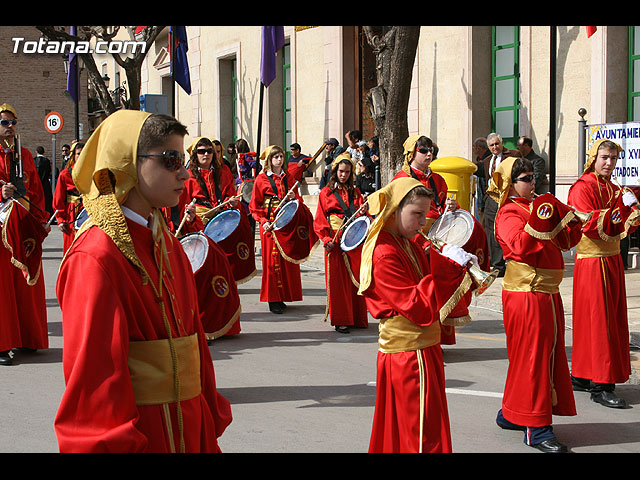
[532,438,568,453]
[278,302,287,310]
[269,302,283,314]
[335,325,350,334]
[0,351,13,366]
[571,375,593,392]
[590,390,628,409]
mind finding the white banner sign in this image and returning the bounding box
[586,122,640,186]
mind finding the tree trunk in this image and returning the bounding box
[363,26,420,186]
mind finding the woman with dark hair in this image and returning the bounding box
[183,137,256,286]
[53,141,85,254]
[314,153,368,333]
[488,156,582,453]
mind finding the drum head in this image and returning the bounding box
[428,209,474,247]
[240,180,254,203]
[340,216,371,251]
[180,233,210,273]
[75,208,89,229]
[204,209,241,243]
[272,199,299,231]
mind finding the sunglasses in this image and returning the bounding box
[138,150,185,171]
[0,120,17,126]
[514,174,534,183]
[196,148,214,155]
[417,146,435,154]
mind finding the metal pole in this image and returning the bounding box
[51,134,56,196]
[578,108,587,172]
[549,26,557,195]
[256,83,264,154]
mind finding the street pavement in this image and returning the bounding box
[1,224,639,453]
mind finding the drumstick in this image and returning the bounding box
[46,210,59,228]
[200,194,242,218]
[0,179,46,215]
[272,180,301,216]
[331,200,369,243]
[175,198,197,237]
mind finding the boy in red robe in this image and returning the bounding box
[54,110,232,452]
[488,156,583,453]
[359,177,476,453]
[567,139,640,408]
[53,141,84,254]
[0,103,50,365]
[313,153,368,333]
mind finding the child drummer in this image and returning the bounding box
[54,110,232,452]
[358,177,476,453]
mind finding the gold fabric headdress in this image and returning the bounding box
[0,103,18,118]
[71,109,153,277]
[583,138,623,174]
[186,136,207,156]
[485,156,520,208]
[401,135,422,175]
[358,176,425,295]
[331,152,355,171]
[259,145,283,171]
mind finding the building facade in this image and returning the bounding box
[137,25,638,203]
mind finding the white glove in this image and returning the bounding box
[622,190,638,207]
[441,244,473,267]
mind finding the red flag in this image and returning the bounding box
[1,201,47,285]
[586,26,597,38]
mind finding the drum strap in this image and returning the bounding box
[332,188,355,217]
[410,169,441,208]
[267,173,288,200]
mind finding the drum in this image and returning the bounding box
[74,208,89,229]
[427,209,475,248]
[340,215,370,252]
[272,199,299,230]
[270,199,319,263]
[180,232,210,274]
[237,180,254,203]
[0,200,12,225]
[203,208,241,243]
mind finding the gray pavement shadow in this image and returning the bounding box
[554,421,640,449]
[8,347,62,365]
[216,383,376,408]
[443,346,508,364]
[209,329,378,359]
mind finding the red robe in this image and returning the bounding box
[392,167,483,345]
[52,167,82,254]
[185,166,256,285]
[55,215,232,452]
[249,171,303,303]
[0,146,48,351]
[362,229,467,453]
[313,185,368,327]
[495,197,581,427]
[567,173,638,384]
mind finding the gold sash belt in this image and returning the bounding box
[575,234,620,259]
[128,333,202,406]
[502,260,563,294]
[378,315,441,353]
[66,193,82,204]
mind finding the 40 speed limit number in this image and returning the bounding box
[44,111,64,134]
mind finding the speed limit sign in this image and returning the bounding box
[44,111,64,134]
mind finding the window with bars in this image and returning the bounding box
[282,44,292,159]
[629,26,640,121]
[492,26,520,149]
